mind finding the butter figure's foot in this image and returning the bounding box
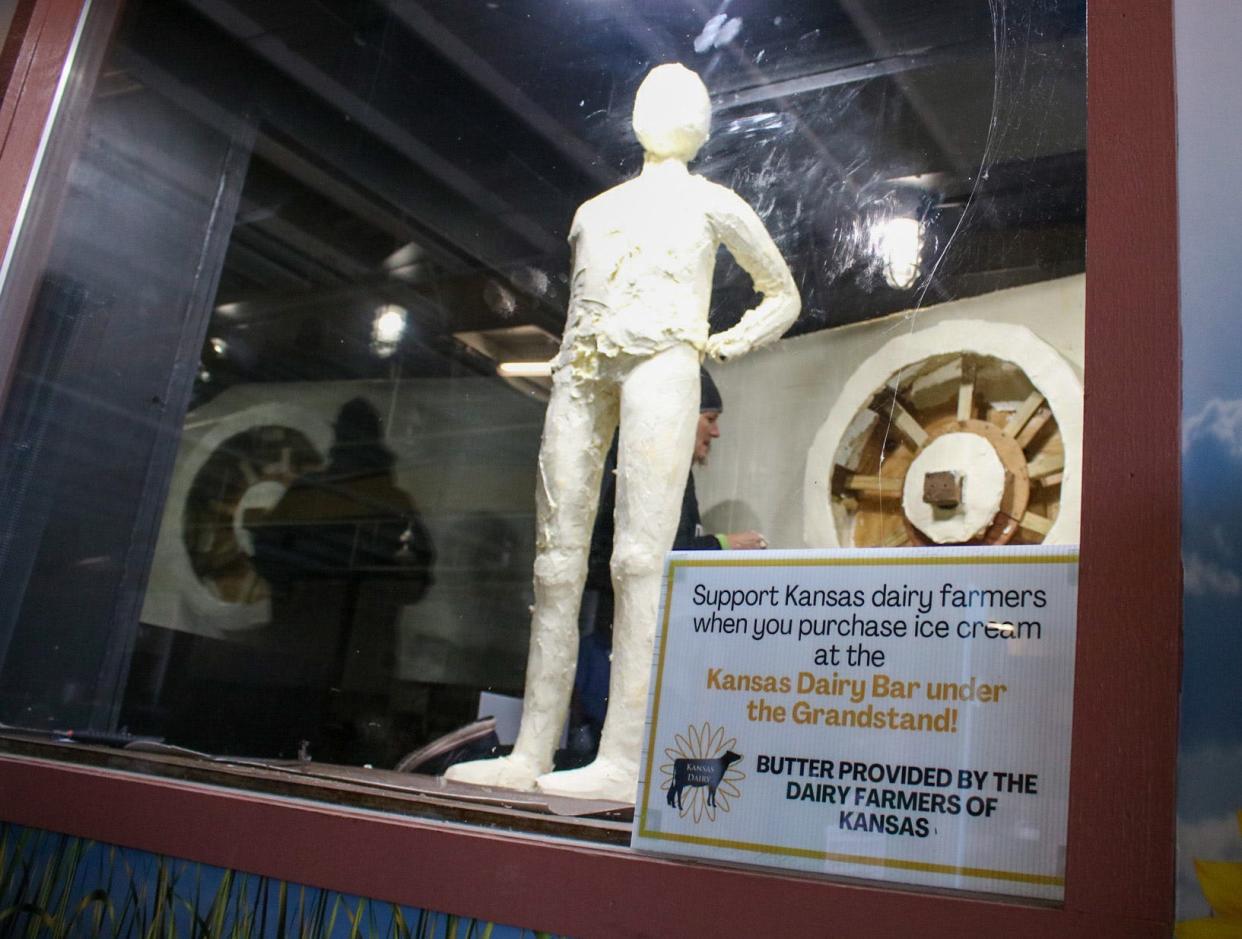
[535,757,637,803]
[443,753,545,790]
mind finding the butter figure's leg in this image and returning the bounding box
[445,372,617,789]
[536,346,699,801]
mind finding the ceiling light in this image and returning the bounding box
[873,216,923,289]
[372,304,409,357]
[497,361,554,378]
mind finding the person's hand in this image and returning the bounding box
[726,530,768,550]
[706,331,751,362]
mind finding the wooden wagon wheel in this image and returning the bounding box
[804,321,1082,549]
[182,425,322,603]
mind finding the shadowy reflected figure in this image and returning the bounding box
[250,397,434,765]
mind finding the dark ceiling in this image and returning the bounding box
[109,0,1086,401]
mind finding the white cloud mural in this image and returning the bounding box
[1184,398,1242,460]
[1183,551,1242,597]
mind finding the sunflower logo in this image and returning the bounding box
[659,722,746,823]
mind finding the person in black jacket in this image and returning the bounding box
[568,369,765,758]
[249,397,434,764]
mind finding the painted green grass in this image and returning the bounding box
[0,824,563,939]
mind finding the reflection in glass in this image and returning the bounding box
[0,0,1085,808]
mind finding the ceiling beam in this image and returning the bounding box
[184,0,562,258]
[379,0,613,190]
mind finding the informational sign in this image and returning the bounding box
[632,546,1078,901]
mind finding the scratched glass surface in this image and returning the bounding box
[0,0,1084,844]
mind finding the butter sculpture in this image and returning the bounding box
[445,63,800,802]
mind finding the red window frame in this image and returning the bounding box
[0,1,1180,935]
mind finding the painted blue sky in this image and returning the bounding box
[1175,0,1242,919]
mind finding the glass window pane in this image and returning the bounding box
[0,0,1086,874]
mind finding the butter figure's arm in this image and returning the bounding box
[704,187,801,361]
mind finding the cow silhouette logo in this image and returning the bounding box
[658,722,745,822]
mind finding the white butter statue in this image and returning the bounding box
[445,63,800,802]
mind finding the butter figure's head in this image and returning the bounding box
[632,63,711,162]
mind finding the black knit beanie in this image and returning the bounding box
[700,367,723,413]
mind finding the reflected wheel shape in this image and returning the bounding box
[183,425,322,603]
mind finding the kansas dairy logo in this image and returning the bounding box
[659,722,745,822]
